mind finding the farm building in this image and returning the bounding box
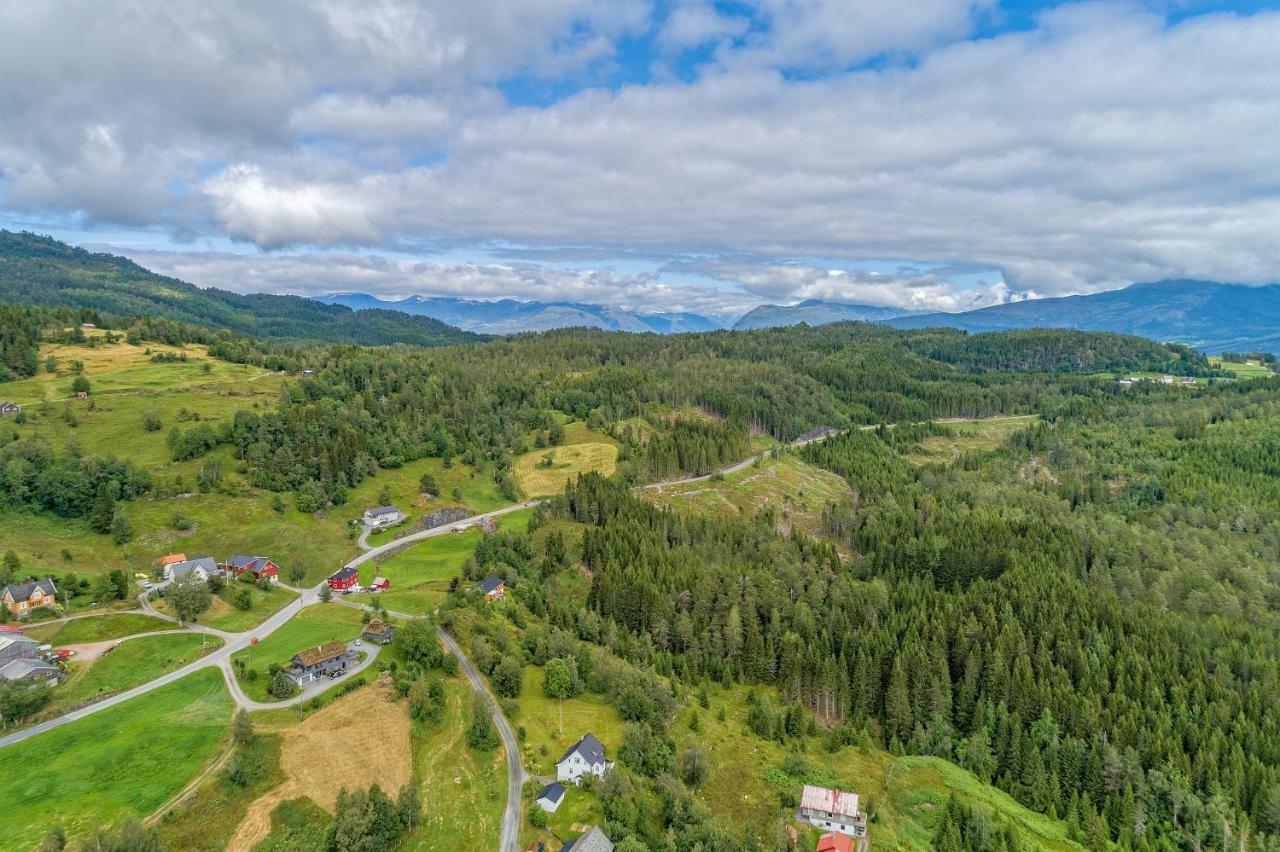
[0,401,21,417]
[816,831,853,852]
[561,826,612,852]
[367,576,390,592]
[557,733,612,784]
[0,658,64,685]
[362,505,404,528]
[224,555,279,583]
[2,578,59,618]
[537,782,566,813]
[798,784,866,838]
[327,566,359,591]
[479,575,505,601]
[165,556,217,583]
[361,619,395,644]
[284,641,352,686]
[0,633,40,666]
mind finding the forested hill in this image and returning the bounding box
[0,231,482,347]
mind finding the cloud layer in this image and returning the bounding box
[3,1,1280,312]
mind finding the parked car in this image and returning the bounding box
[354,639,361,647]
[134,572,149,580]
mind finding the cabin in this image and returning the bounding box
[361,619,395,645]
[362,505,404,529]
[561,826,612,852]
[816,832,853,852]
[0,633,40,666]
[327,566,360,592]
[165,556,217,584]
[284,641,352,686]
[1,579,58,618]
[0,658,64,686]
[0,401,20,417]
[367,576,390,592]
[479,575,505,602]
[536,782,566,813]
[798,784,867,838]
[556,733,613,784]
[225,555,279,583]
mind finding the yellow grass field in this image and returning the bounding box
[513,423,618,497]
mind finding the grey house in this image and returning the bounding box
[562,826,612,852]
[0,633,39,666]
[0,658,64,685]
[165,556,218,583]
[284,641,352,686]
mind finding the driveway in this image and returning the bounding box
[217,639,384,711]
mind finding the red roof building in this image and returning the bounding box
[816,832,853,852]
[327,566,359,591]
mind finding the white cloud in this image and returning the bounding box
[659,3,751,51]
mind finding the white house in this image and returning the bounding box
[798,784,867,838]
[165,556,217,583]
[536,782,566,813]
[362,505,404,528]
[556,733,613,784]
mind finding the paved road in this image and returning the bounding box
[438,626,525,852]
[216,640,383,711]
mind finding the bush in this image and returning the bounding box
[270,671,300,700]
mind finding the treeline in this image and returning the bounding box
[908,329,1215,375]
[0,435,150,520]
[543,471,1280,851]
[642,418,749,478]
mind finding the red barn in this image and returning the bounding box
[368,576,390,591]
[327,566,359,591]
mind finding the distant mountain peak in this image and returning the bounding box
[732,299,920,331]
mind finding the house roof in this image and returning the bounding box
[363,619,392,636]
[479,575,505,595]
[0,401,19,409]
[227,555,268,569]
[0,658,60,681]
[170,557,217,580]
[294,641,349,667]
[0,635,39,655]
[156,553,187,565]
[816,832,854,852]
[800,785,860,820]
[558,732,606,767]
[365,505,401,517]
[538,783,566,805]
[329,565,358,581]
[2,578,57,604]
[561,826,612,852]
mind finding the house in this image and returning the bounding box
[798,785,867,838]
[816,832,854,852]
[156,553,187,570]
[225,555,279,583]
[362,505,404,528]
[0,401,20,417]
[80,322,96,329]
[367,576,390,592]
[537,782,566,813]
[2,578,59,618]
[284,641,352,686]
[556,733,613,784]
[299,369,315,377]
[327,566,360,592]
[165,556,217,583]
[0,658,64,686]
[361,619,395,645]
[1181,376,1198,386]
[1161,375,1176,385]
[561,826,612,852]
[0,633,40,666]
[479,575,505,602]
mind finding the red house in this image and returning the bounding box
[226,555,279,583]
[327,566,359,591]
[368,576,390,591]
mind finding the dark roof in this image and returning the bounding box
[0,658,61,681]
[562,827,612,852]
[170,557,217,579]
[329,565,358,581]
[227,555,264,569]
[363,619,393,636]
[538,783,566,804]
[294,641,349,667]
[2,578,57,604]
[558,732,606,766]
[479,575,505,594]
[365,505,401,516]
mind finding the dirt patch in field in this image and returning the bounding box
[226,683,411,851]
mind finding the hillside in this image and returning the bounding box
[0,231,482,347]
[316,292,721,334]
[888,279,1280,353]
[733,298,917,330]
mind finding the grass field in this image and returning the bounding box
[513,423,618,497]
[0,668,232,845]
[512,664,626,778]
[683,684,1083,851]
[402,676,507,850]
[1210,356,1275,378]
[230,605,366,701]
[648,453,852,537]
[24,612,172,644]
[152,583,297,632]
[158,733,284,852]
[52,632,222,713]
[903,415,1038,465]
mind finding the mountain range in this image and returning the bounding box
[315,293,721,335]
[886,279,1280,354]
[731,299,920,330]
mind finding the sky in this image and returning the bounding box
[1,0,1278,323]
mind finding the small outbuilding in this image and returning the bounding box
[361,619,395,645]
[537,782,566,813]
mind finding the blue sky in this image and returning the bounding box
[2,0,1278,321]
